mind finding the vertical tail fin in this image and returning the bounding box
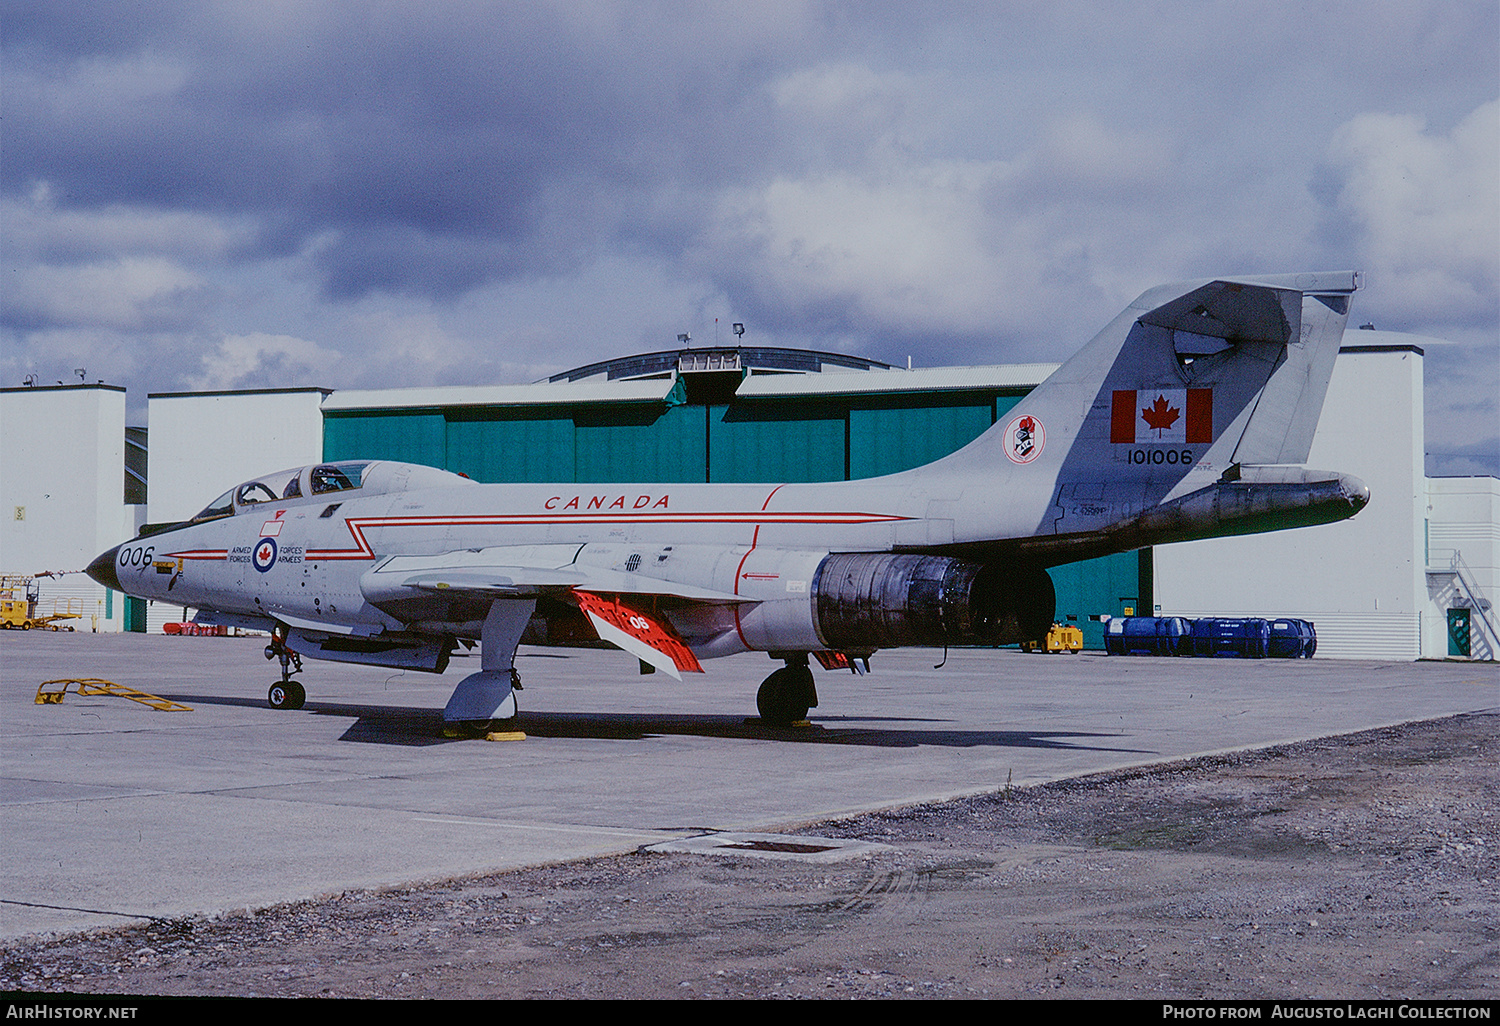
[917,271,1359,483]
[904,271,1363,547]
[1108,271,1360,489]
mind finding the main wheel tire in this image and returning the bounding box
[268,681,305,710]
[756,665,815,726]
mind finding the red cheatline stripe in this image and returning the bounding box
[306,510,907,561]
[346,511,896,526]
[179,508,908,562]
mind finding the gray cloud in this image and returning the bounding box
[2,0,1495,473]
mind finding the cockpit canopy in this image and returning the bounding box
[189,461,473,522]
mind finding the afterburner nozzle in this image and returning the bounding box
[1340,474,1371,514]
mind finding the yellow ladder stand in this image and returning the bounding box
[35,679,193,712]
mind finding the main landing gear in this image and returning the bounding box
[442,598,534,739]
[264,625,305,710]
[444,668,523,739]
[757,655,818,727]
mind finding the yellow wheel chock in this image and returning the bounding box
[35,679,193,712]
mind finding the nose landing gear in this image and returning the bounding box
[265,625,305,710]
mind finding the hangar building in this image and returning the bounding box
[2,334,1494,659]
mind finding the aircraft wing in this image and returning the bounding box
[361,546,744,604]
[358,545,737,678]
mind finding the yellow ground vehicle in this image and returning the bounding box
[1020,622,1083,653]
[0,575,81,631]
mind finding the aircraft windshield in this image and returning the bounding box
[186,462,375,523]
[192,489,235,522]
[311,462,369,495]
[236,481,279,506]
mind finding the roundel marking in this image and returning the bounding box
[252,537,278,573]
[1004,413,1045,465]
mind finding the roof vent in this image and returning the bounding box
[678,351,742,374]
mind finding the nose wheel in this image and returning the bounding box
[268,680,306,710]
[756,662,817,726]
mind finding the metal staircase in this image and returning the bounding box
[1447,550,1497,660]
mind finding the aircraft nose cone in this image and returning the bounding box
[86,545,122,592]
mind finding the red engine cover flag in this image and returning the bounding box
[573,591,704,675]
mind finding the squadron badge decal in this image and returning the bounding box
[1004,414,1045,465]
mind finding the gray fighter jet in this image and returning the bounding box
[88,272,1370,730]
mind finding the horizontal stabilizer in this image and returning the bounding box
[1138,280,1301,346]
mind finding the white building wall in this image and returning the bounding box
[1153,340,1429,658]
[148,389,327,524]
[145,389,325,632]
[0,385,139,632]
[1424,476,1500,659]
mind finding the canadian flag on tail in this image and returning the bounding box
[1111,389,1213,444]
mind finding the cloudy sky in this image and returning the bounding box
[4,1,1496,474]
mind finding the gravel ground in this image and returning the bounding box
[3,710,1495,1000]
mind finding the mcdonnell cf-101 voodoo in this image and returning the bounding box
[88,272,1370,731]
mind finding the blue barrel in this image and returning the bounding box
[1189,617,1271,658]
[1268,618,1317,658]
[1104,616,1191,656]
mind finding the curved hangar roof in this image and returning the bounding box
[322,345,1060,413]
[548,346,895,382]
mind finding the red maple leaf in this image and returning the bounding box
[1141,394,1180,435]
